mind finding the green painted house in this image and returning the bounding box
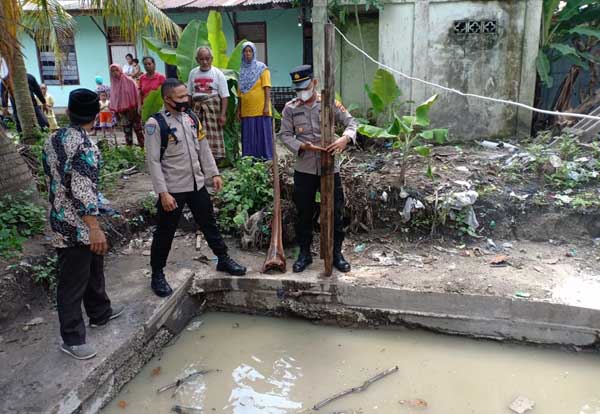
[20,0,312,107]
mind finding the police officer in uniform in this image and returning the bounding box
[279,65,358,273]
[145,78,246,297]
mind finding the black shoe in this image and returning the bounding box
[293,248,313,273]
[216,255,247,276]
[151,269,173,297]
[333,253,351,273]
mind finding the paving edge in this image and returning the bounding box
[191,275,600,348]
[50,271,202,414]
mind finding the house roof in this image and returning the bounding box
[24,0,293,11]
[155,0,293,10]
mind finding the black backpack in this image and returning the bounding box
[150,110,201,161]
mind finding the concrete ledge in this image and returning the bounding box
[191,274,600,348]
[49,272,199,414]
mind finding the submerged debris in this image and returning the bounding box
[313,366,399,410]
[509,396,535,414]
[156,369,217,394]
[399,398,428,409]
[172,405,202,414]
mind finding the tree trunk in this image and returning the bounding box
[10,52,40,144]
[0,128,35,195]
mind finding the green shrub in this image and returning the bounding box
[31,254,58,295]
[100,146,146,189]
[216,157,272,233]
[0,191,46,258]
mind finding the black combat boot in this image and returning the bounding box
[293,246,313,273]
[216,255,247,276]
[333,242,351,273]
[151,269,173,297]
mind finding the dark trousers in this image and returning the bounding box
[56,246,112,346]
[293,171,345,250]
[10,95,48,133]
[120,108,144,148]
[151,186,227,271]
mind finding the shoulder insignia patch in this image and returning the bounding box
[144,124,157,135]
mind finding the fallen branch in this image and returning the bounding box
[156,369,216,394]
[101,166,137,179]
[285,290,333,298]
[313,366,399,410]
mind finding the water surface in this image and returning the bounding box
[103,312,600,414]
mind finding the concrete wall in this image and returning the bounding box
[335,15,380,109]
[374,0,543,139]
[19,9,303,107]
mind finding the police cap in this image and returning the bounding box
[289,65,313,90]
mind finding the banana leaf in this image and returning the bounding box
[420,128,448,144]
[536,52,552,88]
[176,20,210,82]
[372,68,401,108]
[414,94,438,127]
[141,89,164,123]
[358,124,396,138]
[227,40,248,71]
[364,84,384,114]
[208,11,229,69]
[142,36,177,66]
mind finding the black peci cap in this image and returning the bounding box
[68,88,100,125]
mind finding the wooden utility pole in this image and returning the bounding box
[319,23,335,277]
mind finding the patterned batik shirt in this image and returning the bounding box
[42,127,101,248]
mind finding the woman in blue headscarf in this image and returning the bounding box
[237,41,273,160]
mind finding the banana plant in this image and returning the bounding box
[142,12,247,162]
[358,94,448,186]
[364,68,401,115]
[141,14,246,121]
[536,0,600,88]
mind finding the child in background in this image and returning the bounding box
[98,91,116,144]
[39,83,59,131]
[131,59,142,82]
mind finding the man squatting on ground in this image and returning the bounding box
[43,89,124,360]
[145,78,246,298]
[279,65,358,273]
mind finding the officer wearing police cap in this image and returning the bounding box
[279,65,358,273]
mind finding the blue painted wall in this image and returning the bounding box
[18,9,303,107]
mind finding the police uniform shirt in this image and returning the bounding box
[279,95,358,176]
[145,109,219,194]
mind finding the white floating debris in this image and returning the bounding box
[509,396,535,414]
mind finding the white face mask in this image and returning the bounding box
[297,86,314,102]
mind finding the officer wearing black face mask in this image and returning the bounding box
[145,78,246,297]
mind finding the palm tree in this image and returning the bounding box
[1,0,181,144]
[0,128,35,194]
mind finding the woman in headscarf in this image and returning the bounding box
[109,64,144,148]
[237,42,272,160]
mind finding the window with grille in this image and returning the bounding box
[37,32,80,85]
[236,22,267,64]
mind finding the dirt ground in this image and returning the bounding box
[3,136,600,412]
[3,134,600,353]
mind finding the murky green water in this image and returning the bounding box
[103,313,600,414]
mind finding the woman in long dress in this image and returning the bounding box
[237,42,272,160]
[109,64,144,147]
